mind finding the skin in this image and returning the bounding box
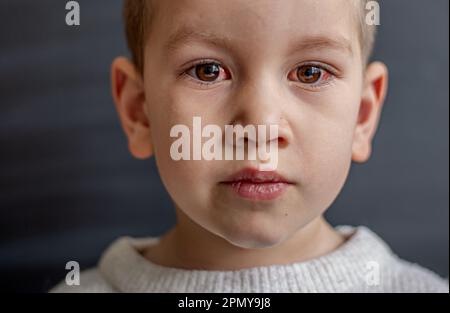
[111,0,388,270]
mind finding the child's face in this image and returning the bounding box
[113,0,388,249]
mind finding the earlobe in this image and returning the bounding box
[111,57,153,159]
[352,62,388,163]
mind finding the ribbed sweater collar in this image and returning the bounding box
[98,226,395,292]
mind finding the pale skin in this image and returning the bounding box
[111,0,388,270]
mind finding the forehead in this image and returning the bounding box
[149,0,360,58]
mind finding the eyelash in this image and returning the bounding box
[178,59,229,87]
[289,62,338,90]
[178,59,338,89]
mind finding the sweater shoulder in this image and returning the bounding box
[49,268,116,293]
[381,257,449,293]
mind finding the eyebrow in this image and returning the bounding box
[165,27,234,54]
[287,35,354,57]
[165,26,353,57]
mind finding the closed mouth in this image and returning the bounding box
[220,167,294,201]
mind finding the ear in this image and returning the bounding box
[111,57,153,159]
[352,61,388,163]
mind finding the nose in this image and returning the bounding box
[229,75,293,148]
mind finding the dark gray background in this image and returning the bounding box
[0,0,448,293]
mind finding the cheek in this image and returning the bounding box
[158,159,210,207]
[295,94,360,209]
[146,87,224,211]
[306,124,353,186]
[297,125,353,213]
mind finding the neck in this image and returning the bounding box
[143,208,345,271]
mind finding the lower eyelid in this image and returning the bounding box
[181,73,230,90]
[295,78,336,91]
[186,74,223,86]
[183,73,214,85]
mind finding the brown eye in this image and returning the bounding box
[296,65,322,84]
[195,63,221,81]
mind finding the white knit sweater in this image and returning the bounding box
[50,226,448,293]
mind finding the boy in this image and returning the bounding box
[51,0,448,292]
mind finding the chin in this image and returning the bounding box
[221,226,287,250]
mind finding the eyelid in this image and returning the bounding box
[178,59,231,87]
[287,62,338,89]
[295,61,339,76]
[178,59,226,76]
[177,59,340,89]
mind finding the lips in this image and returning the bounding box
[220,168,294,201]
